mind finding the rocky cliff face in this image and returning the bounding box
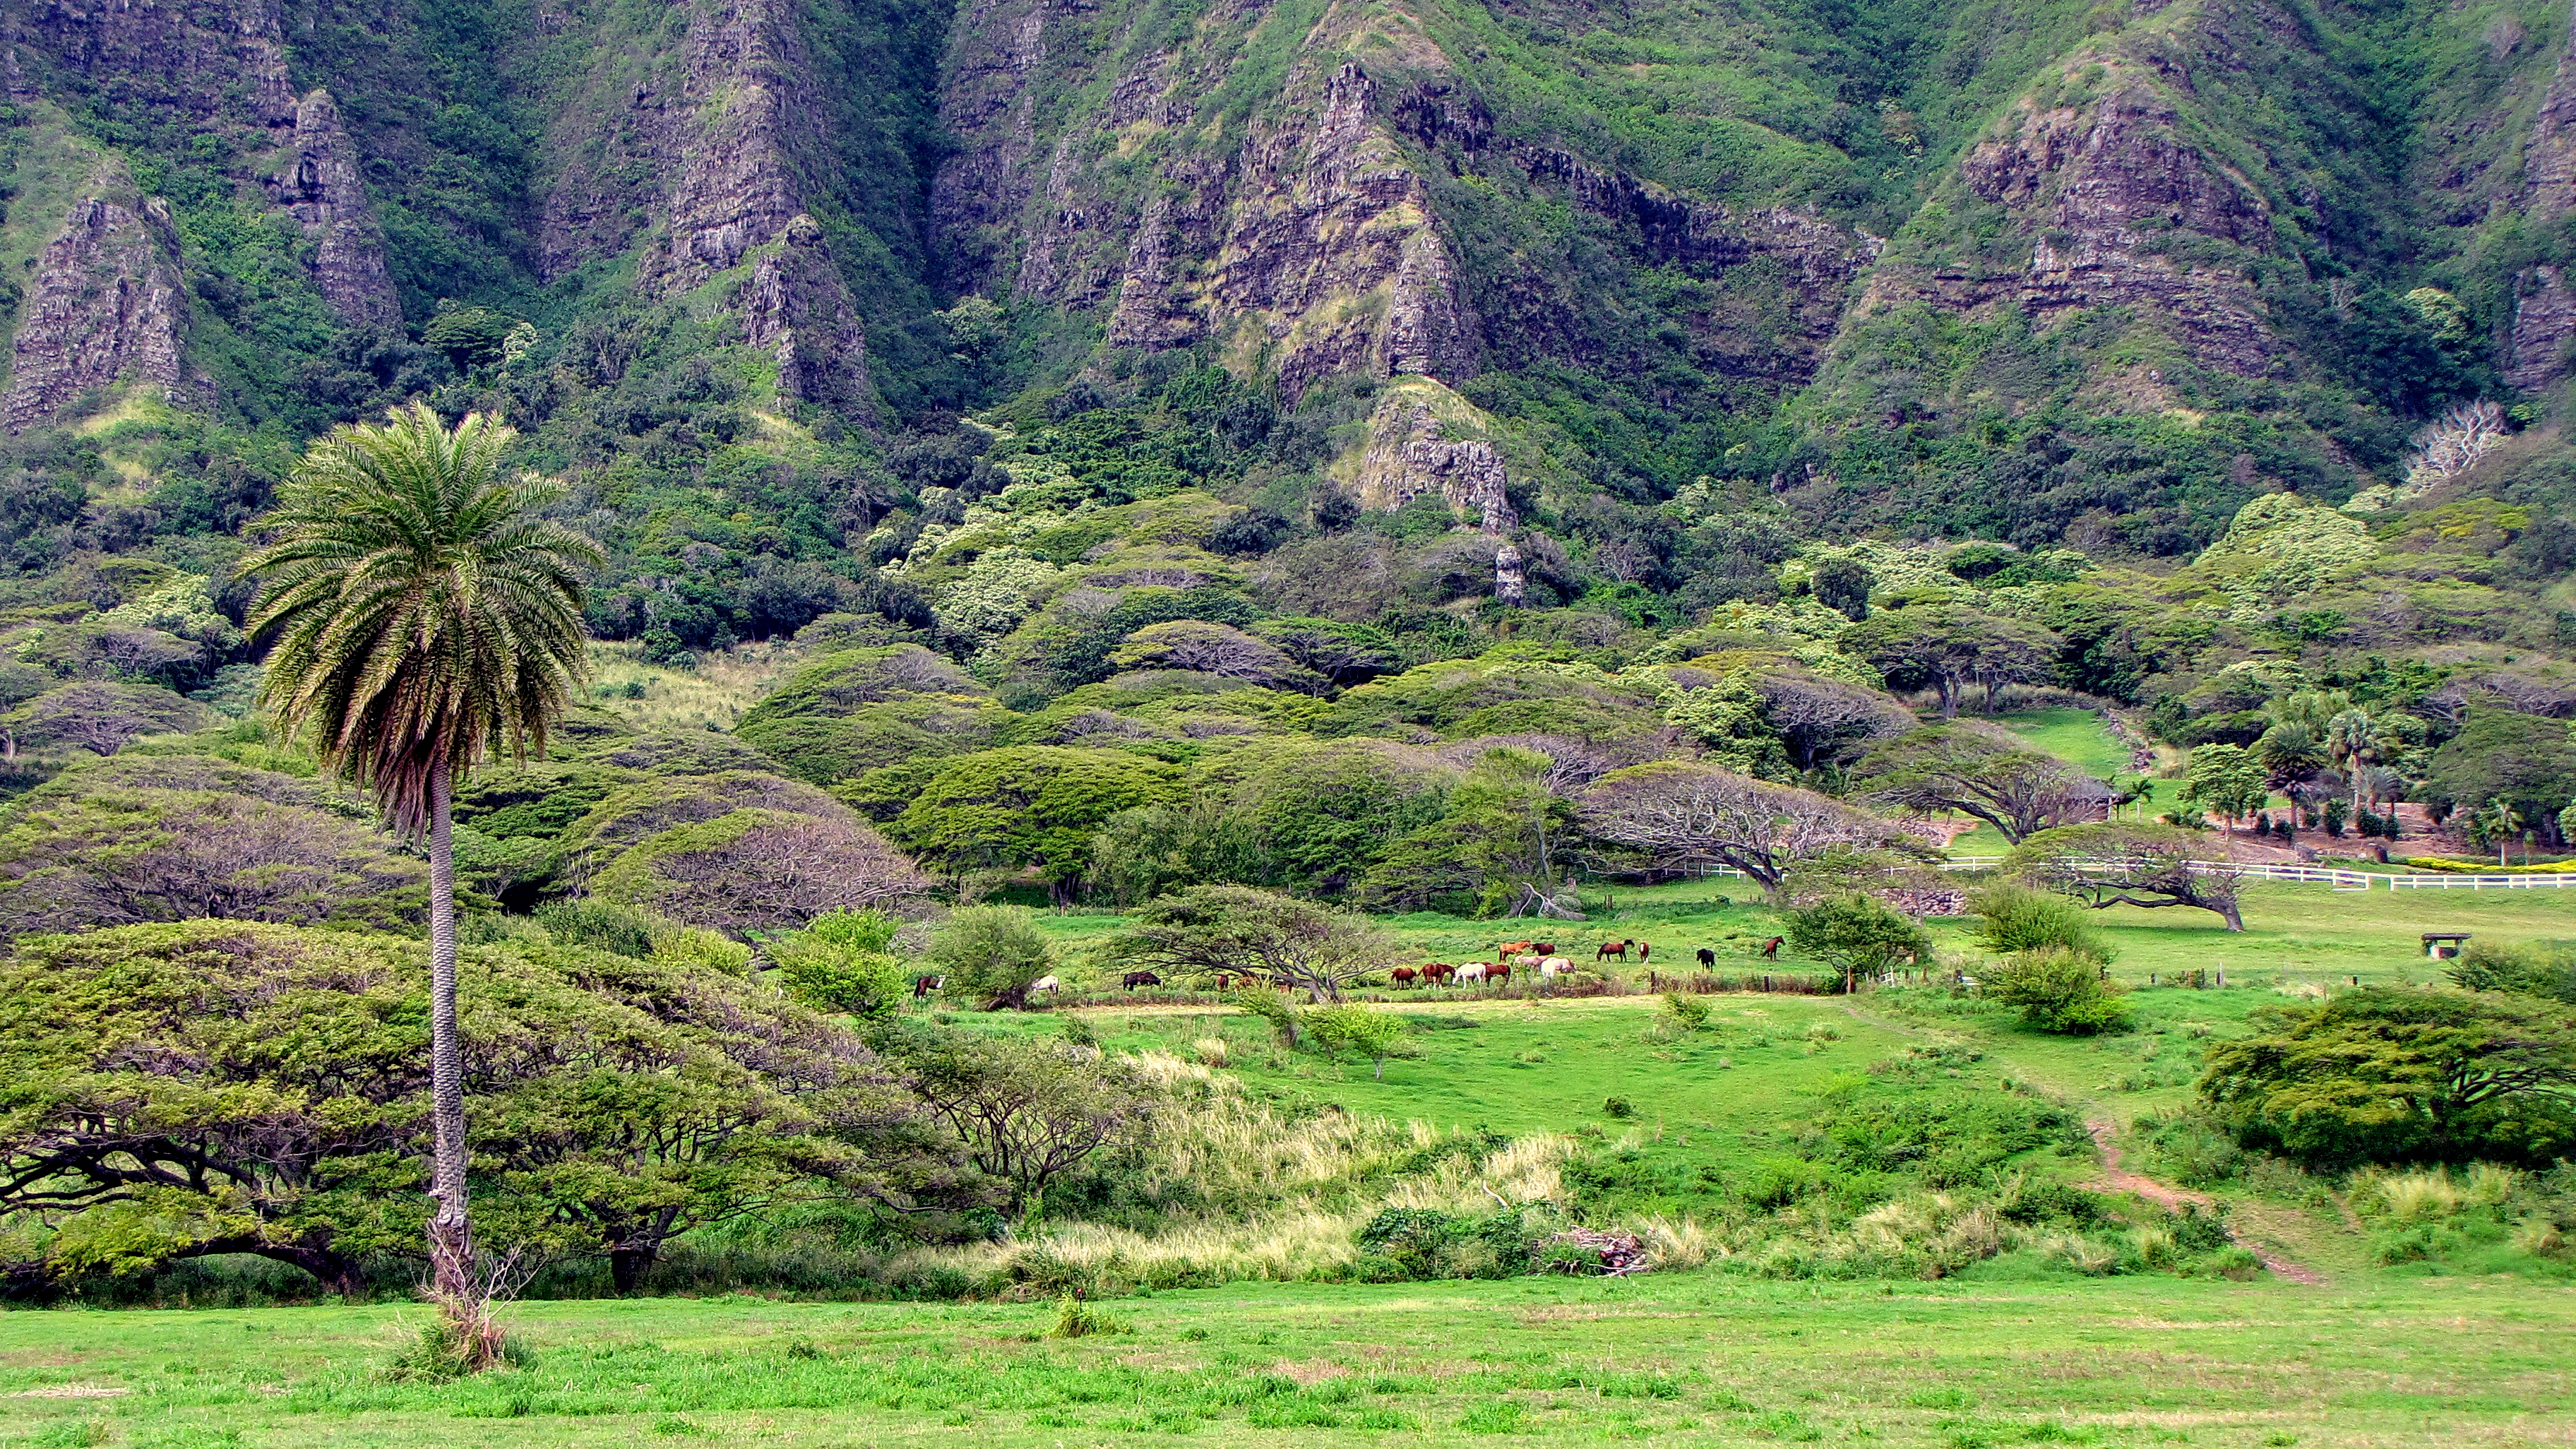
[934,0,1874,415]
[1864,68,2277,376]
[1197,57,1479,399]
[938,11,1481,402]
[737,215,875,418]
[266,90,400,330]
[2511,20,2576,390]
[642,0,818,291]
[15,0,296,131]
[4,191,198,431]
[536,0,878,417]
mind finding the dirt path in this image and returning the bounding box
[2086,1121,2325,1284]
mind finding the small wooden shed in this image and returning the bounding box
[2423,931,2471,960]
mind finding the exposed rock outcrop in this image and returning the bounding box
[4,193,200,431]
[644,0,815,291]
[2527,24,2576,218]
[1202,59,1479,399]
[2510,265,2576,392]
[737,215,873,417]
[1493,544,1527,606]
[266,90,401,330]
[942,0,1873,405]
[929,0,1057,297]
[1348,383,1515,532]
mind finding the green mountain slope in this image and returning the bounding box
[0,0,2571,888]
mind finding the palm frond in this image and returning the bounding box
[244,402,602,833]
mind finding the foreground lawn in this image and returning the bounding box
[5,1275,2566,1447]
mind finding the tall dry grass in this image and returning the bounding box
[912,1051,1578,1298]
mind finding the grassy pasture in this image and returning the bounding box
[16,801,2576,1445]
[4,1275,2567,1448]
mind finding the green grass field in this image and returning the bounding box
[6,1275,2567,1447]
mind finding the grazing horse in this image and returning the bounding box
[913,974,944,998]
[1390,966,1419,987]
[1425,962,1457,986]
[1031,974,1062,994]
[1489,961,1512,987]
[1695,947,1717,969]
[1759,936,1784,959]
[1637,943,1651,964]
[1121,970,1162,991]
[1531,943,1556,956]
[1497,940,1535,960]
[1455,961,1492,984]
[1597,940,1631,962]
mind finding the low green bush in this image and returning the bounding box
[1984,946,2133,1033]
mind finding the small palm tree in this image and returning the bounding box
[2324,708,2380,822]
[244,403,598,1354]
[2475,797,2524,868]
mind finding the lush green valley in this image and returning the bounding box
[8,0,2576,1439]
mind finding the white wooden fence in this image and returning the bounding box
[1681,857,2576,891]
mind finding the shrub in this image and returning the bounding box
[1968,883,2110,961]
[1984,946,2133,1033]
[533,898,664,958]
[1660,991,1711,1030]
[768,908,910,1016]
[1301,1004,1413,1078]
[1785,893,1935,990]
[2449,939,2576,1003]
[925,905,1057,1010]
[1047,1292,1123,1337]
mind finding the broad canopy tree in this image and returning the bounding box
[1577,761,1900,894]
[1854,722,2110,845]
[1842,604,2061,717]
[2008,823,2244,931]
[2200,986,2576,1165]
[1109,884,1396,1002]
[0,781,427,936]
[592,806,928,936]
[2178,744,2269,836]
[0,921,959,1296]
[889,745,1183,905]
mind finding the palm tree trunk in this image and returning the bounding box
[426,759,474,1312]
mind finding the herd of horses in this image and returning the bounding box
[909,935,1799,1004]
[1381,936,1782,991]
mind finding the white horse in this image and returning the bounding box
[1030,974,1061,995]
[1455,961,1493,984]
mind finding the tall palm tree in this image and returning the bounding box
[244,403,598,1341]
